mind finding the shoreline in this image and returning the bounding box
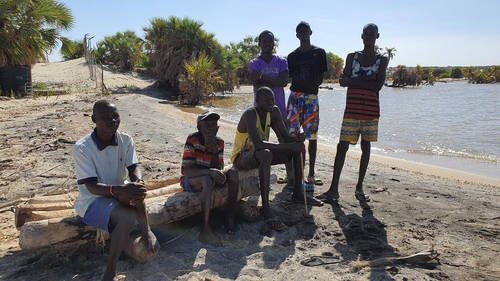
[223,84,500,184]
[166,97,500,189]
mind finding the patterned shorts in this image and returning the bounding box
[339,118,379,145]
[287,91,319,140]
[233,149,292,171]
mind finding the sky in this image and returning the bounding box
[49,0,500,67]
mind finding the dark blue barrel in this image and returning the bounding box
[0,65,33,96]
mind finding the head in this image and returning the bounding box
[296,21,312,42]
[258,30,275,54]
[255,86,275,112]
[92,99,120,135]
[361,23,379,48]
[196,112,220,138]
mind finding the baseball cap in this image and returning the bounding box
[196,111,220,125]
[296,21,311,32]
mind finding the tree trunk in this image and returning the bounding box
[14,179,181,228]
[18,169,261,251]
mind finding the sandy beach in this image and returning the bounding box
[0,58,499,281]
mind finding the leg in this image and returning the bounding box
[302,94,320,181]
[356,140,371,194]
[279,117,295,186]
[225,168,239,234]
[290,150,324,207]
[291,151,304,198]
[308,139,317,179]
[132,200,158,252]
[324,141,349,199]
[254,149,273,220]
[104,205,137,281]
[188,176,222,246]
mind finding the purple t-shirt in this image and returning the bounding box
[248,55,289,118]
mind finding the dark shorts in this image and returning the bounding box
[80,197,119,232]
[233,149,292,171]
[182,176,195,192]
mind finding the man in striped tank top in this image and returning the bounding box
[318,23,388,203]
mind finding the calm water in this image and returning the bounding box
[208,81,500,180]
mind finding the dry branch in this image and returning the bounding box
[350,250,440,269]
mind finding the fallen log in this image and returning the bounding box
[14,179,181,228]
[350,250,440,269]
[19,169,261,251]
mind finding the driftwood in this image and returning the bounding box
[18,169,260,251]
[350,250,440,269]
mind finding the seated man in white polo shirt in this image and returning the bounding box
[73,99,159,281]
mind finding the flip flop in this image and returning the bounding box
[316,193,339,203]
[313,179,324,186]
[277,177,288,184]
[292,195,324,207]
[264,216,288,231]
[306,175,325,186]
[355,192,371,202]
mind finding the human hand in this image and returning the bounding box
[118,182,147,205]
[209,168,226,184]
[290,142,306,153]
[339,74,349,87]
[250,70,262,81]
[205,137,219,154]
[296,132,306,142]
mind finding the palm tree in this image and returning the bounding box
[62,39,85,61]
[143,16,221,94]
[178,54,225,105]
[94,30,144,71]
[384,47,397,61]
[0,0,75,66]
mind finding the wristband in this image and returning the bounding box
[110,185,115,196]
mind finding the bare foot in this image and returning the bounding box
[143,229,160,253]
[198,229,223,247]
[226,212,237,235]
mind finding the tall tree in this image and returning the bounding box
[324,52,344,80]
[0,0,75,66]
[94,30,144,71]
[144,16,222,94]
[62,39,85,61]
[384,47,397,61]
[392,65,422,87]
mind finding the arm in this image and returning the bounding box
[245,108,303,153]
[318,49,328,85]
[127,164,143,183]
[182,137,226,183]
[340,55,389,92]
[261,70,288,87]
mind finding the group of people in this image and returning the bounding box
[72,21,388,281]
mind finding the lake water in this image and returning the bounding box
[207,81,500,180]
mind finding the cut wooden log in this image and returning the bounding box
[30,210,75,222]
[14,179,181,228]
[144,178,180,191]
[19,169,261,251]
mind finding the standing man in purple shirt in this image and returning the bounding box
[248,30,294,187]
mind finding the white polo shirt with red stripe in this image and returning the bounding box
[73,129,138,217]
